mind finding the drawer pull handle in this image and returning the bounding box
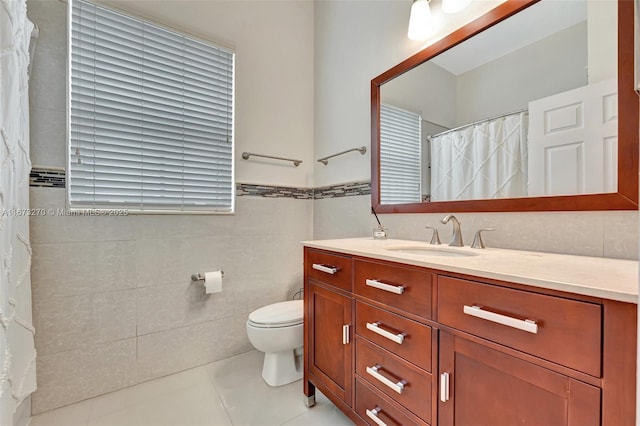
[366,407,387,426]
[312,263,339,274]
[440,372,450,402]
[365,279,404,295]
[366,322,405,344]
[463,305,538,334]
[366,364,405,394]
[342,324,350,345]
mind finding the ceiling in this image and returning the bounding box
[431,0,588,75]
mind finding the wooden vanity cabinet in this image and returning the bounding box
[304,249,354,413]
[303,247,637,426]
[306,282,353,406]
[305,248,435,425]
[353,259,434,426]
[438,332,601,426]
[437,275,602,376]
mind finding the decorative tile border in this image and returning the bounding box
[236,181,371,199]
[313,181,371,199]
[30,167,66,188]
[236,183,313,199]
[29,167,371,200]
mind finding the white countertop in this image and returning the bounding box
[302,238,639,304]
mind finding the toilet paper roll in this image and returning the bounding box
[204,270,223,294]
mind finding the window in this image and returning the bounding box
[379,104,422,204]
[69,0,235,212]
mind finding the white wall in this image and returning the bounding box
[312,0,638,261]
[456,22,588,124]
[381,22,589,128]
[382,61,457,129]
[27,0,314,413]
[587,0,617,83]
[313,0,503,187]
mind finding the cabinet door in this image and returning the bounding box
[438,332,600,426]
[307,281,352,405]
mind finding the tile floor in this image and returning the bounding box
[29,350,353,426]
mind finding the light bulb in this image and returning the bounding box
[442,0,472,14]
[407,0,433,41]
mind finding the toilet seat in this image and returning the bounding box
[248,300,303,328]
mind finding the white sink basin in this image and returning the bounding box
[385,246,478,257]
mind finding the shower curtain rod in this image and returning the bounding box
[427,108,528,140]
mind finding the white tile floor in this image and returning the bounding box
[29,350,353,426]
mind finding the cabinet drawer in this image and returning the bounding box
[354,260,432,319]
[356,338,431,423]
[356,301,431,371]
[355,379,429,426]
[305,249,352,292]
[437,276,602,376]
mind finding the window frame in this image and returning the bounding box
[379,103,423,205]
[66,0,236,214]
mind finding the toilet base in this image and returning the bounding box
[261,349,302,387]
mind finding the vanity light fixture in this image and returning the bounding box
[442,0,472,14]
[407,0,433,40]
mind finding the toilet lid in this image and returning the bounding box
[248,300,303,327]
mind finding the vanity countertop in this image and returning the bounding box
[302,238,639,304]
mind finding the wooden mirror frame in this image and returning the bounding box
[371,0,638,213]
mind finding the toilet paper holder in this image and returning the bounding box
[191,271,224,282]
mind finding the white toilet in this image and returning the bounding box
[246,300,304,387]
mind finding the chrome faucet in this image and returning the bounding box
[471,228,495,249]
[425,226,441,245]
[440,214,463,247]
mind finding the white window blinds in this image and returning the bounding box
[69,0,235,212]
[379,104,422,204]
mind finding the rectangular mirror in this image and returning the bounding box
[371,0,638,213]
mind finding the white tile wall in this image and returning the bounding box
[33,290,137,356]
[29,184,311,414]
[30,107,66,168]
[31,240,138,298]
[137,315,253,383]
[33,339,138,413]
[313,195,639,260]
[28,1,66,174]
[312,194,373,240]
[29,190,312,413]
[135,282,234,336]
[29,40,66,112]
[603,210,640,259]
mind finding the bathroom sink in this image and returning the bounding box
[385,246,478,257]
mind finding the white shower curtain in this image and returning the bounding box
[0,0,37,423]
[430,111,528,202]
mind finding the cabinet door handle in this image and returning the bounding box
[342,324,350,345]
[365,407,388,426]
[366,322,405,344]
[312,263,339,274]
[365,279,404,295]
[463,305,538,334]
[440,372,450,402]
[366,364,405,394]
